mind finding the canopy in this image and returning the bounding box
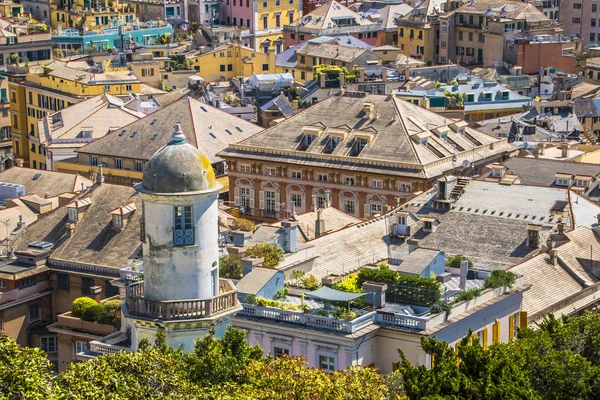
[306,286,366,302]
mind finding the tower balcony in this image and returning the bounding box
[125,279,240,321]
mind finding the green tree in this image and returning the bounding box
[219,254,243,279]
[0,335,54,399]
[446,254,473,269]
[185,326,263,385]
[245,242,284,268]
[484,270,516,289]
[230,217,255,231]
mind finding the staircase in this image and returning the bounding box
[450,177,470,200]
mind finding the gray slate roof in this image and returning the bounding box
[77,97,262,164]
[236,267,280,295]
[0,167,93,198]
[501,158,600,187]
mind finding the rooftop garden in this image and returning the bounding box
[220,242,284,279]
[71,297,121,329]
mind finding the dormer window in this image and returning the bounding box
[112,214,123,229]
[398,215,407,225]
[66,198,91,224]
[174,205,194,246]
[109,202,136,231]
[556,177,570,186]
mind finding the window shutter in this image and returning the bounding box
[364,203,371,218]
[142,69,146,77]
[259,190,265,210]
[234,187,240,206]
[482,328,488,350]
[492,321,500,344]
[276,191,280,206]
[249,189,255,209]
[519,311,528,329]
[508,315,515,342]
[151,68,155,76]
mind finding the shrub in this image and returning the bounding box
[254,297,302,311]
[102,300,120,316]
[82,304,107,322]
[230,218,255,232]
[245,243,284,268]
[447,255,473,269]
[453,288,482,303]
[332,274,363,293]
[484,270,516,289]
[275,287,288,299]
[220,254,242,279]
[301,274,320,290]
[72,297,98,318]
[357,264,398,286]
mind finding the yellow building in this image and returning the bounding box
[7,59,140,168]
[187,42,275,81]
[397,22,436,66]
[221,0,301,53]
[0,1,25,19]
[50,0,135,32]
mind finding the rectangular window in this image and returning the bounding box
[275,14,280,27]
[264,167,276,176]
[371,203,383,214]
[240,164,251,173]
[91,155,98,166]
[114,158,123,169]
[319,355,335,371]
[317,173,328,182]
[173,205,194,246]
[263,15,268,29]
[265,190,276,212]
[344,200,355,215]
[573,3,582,9]
[40,336,57,353]
[291,170,302,179]
[0,279,5,288]
[75,341,88,354]
[262,64,269,71]
[29,303,40,322]
[134,160,143,172]
[81,277,94,296]
[274,346,289,358]
[291,193,302,208]
[105,280,119,297]
[573,17,581,24]
[371,179,383,188]
[19,277,36,288]
[220,65,225,72]
[57,273,69,292]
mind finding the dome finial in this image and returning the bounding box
[171,123,186,143]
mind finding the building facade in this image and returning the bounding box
[559,0,600,47]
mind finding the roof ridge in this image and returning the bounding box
[391,96,422,164]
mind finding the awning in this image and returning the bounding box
[306,286,366,302]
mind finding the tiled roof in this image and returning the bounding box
[0,167,93,198]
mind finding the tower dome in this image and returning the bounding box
[140,123,216,194]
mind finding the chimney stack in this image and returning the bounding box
[241,256,264,276]
[282,220,298,252]
[96,164,105,185]
[459,260,469,291]
[315,209,326,238]
[526,224,542,248]
[549,249,558,266]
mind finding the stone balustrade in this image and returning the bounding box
[126,280,239,321]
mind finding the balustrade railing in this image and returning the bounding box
[126,280,239,320]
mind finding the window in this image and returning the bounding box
[220,65,225,72]
[371,203,383,214]
[19,277,36,288]
[173,205,194,246]
[240,187,252,215]
[576,179,590,187]
[40,336,57,353]
[291,193,302,208]
[75,341,88,354]
[81,277,94,296]
[371,179,383,188]
[263,0,267,6]
[573,3,582,9]
[319,355,335,371]
[291,170,302,179]
[317,173,328,182]
[114,158,123,169]
[29,303,40,321]
[263,15,268,29]
[134,160,143,172]
[289,10,294,24]
[458,31,463,40]
[105,280,119,297]
[441,23,447,33]
[240,164,251,173]
[593,19,597,28]
[344,200,355,215]
[556,178,570,186]
[594,4,598,12]
[68,208,78,223]
[227,64,233,71]
[398,215,407,225]
[275,0,280,4]
[275,14,280,27]
[344,177,355,186]
[274,346,289,358]
[57,273,69,292]
[399,28,404,37]
[573,17,581,24]
[262,64,269,71]
[0,279,5,288]
[265,190,277,213]
[441,41,447,49]
[424,220,433,231]
[399,183,412,192]
[104,85,111,92]
[264,167,276,176]
[468,32,473,41]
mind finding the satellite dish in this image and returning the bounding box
[462,159,471,168]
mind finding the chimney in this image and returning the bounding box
[362,281,387,308]
[96,164,105,185]
[282,220,298,252]
[319,72,326,87]
[359,67,366,82]
[231,230,251,247]
[422,95,430,110]
[549,249,558,266]
[557,222,566,235]
[595,213,600,235]
[90,285,103,302]
[560,144,569,158]
[241,256,264,276]
[315,209,326,238]
[459,260,469,291]
[292,99,299,112]
[382,67,388,82]
[15,158,23,167]
[407,238,420,253]
[527,224,542,248]
[363,102,376,119]
[339,72,345,87]
[537,142,545,155]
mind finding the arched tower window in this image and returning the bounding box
[174,205,194,246]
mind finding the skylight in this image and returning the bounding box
[209,133,216,139]
[225,129,232,135]
[118,130,126,136]
[235,126,243,132]
[150,119,157,126]
[151,133,158,140]
[200,106,208,112]
[130,131,137,138]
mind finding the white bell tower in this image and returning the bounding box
[124,124,241,352]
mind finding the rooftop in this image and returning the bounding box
[76,96,262,165]
[450,0,549,23]
[287,0,377,31]
[0,168,92,199]
[222,93,515,179]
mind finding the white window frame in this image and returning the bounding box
[576,179,589,187]
[371,179,383,188]
[114,158,123,169]
[398,215,407,225]
[556,177,570,186]
[0,279,5,288]
[399,183,412,192]
[343,176,355,186]
[371,203,383,214]
[317,173,328,182]
[273,345,290,358]
[68,208,78,223]
[134,160,144,172]
[344,199,356,215]
[240,163,251,173]
[291,170,302,179]
[291,193,303,209]
[40,336,57,353]
[112,214,123,228]
[75,340,88,354]
[318,353,336,372]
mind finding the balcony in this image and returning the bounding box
[125,279,240,321]
[119,261,143,284]
[239,303,376,333]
